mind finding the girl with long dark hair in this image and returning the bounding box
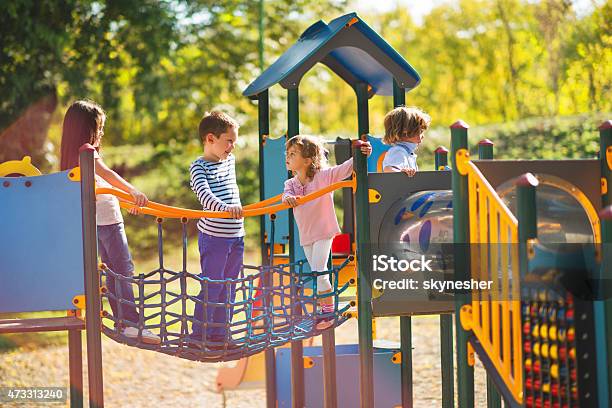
[60,100,160,344]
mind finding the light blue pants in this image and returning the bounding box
[98,223,139,324]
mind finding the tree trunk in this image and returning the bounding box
[497,0,522,117]
[0,93,58,172]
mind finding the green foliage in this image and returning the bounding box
[3,1,609,151]
[0,0,181,131]
[2,0,610,264]
[413,113,609,170]
[296,0,611,135]
[0,335,17,352]
[1,0,347,154]
[466,112,609,160]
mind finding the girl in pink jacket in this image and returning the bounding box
[282,135,371,327]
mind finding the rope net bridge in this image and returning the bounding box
[96,180,354,362]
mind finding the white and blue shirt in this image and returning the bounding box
[382,142,419,172]
[189,154,244,238]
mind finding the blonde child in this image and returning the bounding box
[60,100,160,344]
[382,106,431,174]
[282,135,371,328]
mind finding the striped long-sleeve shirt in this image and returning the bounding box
[189,154,244,238]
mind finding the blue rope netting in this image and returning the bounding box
[100,217,351,362]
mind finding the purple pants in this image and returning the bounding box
[192,232,244,340]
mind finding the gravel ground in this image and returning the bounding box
[1,316,489,407]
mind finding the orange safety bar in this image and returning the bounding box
[456,150,523,404]
[95,178,356,219]
[243,193,283,210]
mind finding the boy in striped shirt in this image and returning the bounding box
[189,111,244,348]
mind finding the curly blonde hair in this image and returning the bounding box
[286,135,328,179]
[383,106,431,145]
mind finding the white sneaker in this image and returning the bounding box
[121,326,139,339]
[140,328,161,345]
[121,327,161,345]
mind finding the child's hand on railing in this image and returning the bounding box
[360,142,372,157]
[128,207,142,216]
[129,188,149,207]
[402,168,416,177]
[227,204,243,219]
[282,195,301,208]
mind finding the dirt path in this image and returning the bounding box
[1,316,488,407]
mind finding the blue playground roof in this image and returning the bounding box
[243,12,421,98]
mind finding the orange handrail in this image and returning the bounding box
[96,178,355,219]
[243,193,283,209]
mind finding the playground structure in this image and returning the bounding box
[1,11,612,408]
[449,121,612,408]
[1,150,101,407]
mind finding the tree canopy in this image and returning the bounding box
[1,0,609,151]
[1,0,609,257]
[297,0,611,136]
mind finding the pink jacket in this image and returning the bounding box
[283,158,354,246]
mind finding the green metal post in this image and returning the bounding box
[450,120,474,408]
[79,145,104,408]
[598,205,612,408]
[599,122,612,208]
[439,314,454,408]
[478,139,494,160]
[392,78,405,106]
[599,120,612,402]
[435,146,449,170]
[322,254,338,408]
[516,173,538,260]
[399,322,413,408]
[355,82,374,408]
[516,174,538,408]
[600,121,612,244]
[287,87,305,408]
[257,90,277,408]
[393,79,414,408]
[434,144,454,408]
[478,139,502,408]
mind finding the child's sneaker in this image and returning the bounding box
[315,304,335,330]
[183,335,240,351]
[121,327,161,345]
[140,328,162,345]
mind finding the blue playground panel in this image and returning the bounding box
[367,135,391,173]
[262,135,309,272]
[0,171,85,312]
[276,344,401,407]
[263,136,289,244]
